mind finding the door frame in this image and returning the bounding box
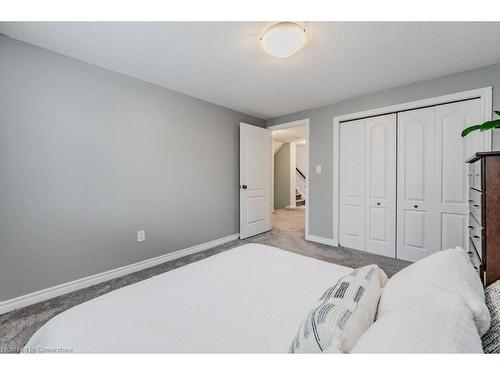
[268,119,310,238]
[333,87,493,246]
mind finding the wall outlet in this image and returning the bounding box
[137,230,146,242]
[315,165,322,174]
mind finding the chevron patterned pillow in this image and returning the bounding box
[290,264,387,353]
[482,280,500,353]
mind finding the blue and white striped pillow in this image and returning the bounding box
[290,264,387,353]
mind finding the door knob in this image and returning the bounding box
[242,185,247,189]
[376,202,381,206]
[413,205,418,208]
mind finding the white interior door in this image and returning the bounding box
[462,100,486,160]
[435,100,480,251]
[397,99,480,262]
[397,107,437,261]
[339,119,366,251]
[364,114,396,257]
[240,123,271,239]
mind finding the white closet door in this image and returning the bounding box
[462,99,486,160]
[435,100,480,250]
[364,114,396,257]
[397,107,438,262]
[339,119,365,250]
[397,99,480,262]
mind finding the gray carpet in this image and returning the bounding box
[0,207,409,353]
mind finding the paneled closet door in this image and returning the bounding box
[339,119,366,251]
[397,100,481,262]
[364,114,396,257]
[397,107,439,262]
[435,100,481,250]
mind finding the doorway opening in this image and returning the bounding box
[269,119,309,237]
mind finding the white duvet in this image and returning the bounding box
[24,244,351,353]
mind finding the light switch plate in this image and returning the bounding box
[137,230,145,242]
[315,165,322,174]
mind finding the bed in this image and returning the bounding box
[24,244,352,353]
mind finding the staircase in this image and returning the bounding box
[295,167,306,207]
[296,190,305,206]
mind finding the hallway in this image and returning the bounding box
[272,206,305,231]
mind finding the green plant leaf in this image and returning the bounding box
[479,119,500,131]
[462,110,500,137]
[462,124,484,137]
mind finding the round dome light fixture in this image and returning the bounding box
[260,22,307,58]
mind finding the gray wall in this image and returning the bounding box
[267,62,500,240]
[0,35,264,302]
[274,144,291,209]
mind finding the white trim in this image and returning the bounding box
[305,234,338,247]
[271,138,275,212]
[482,87,493,150]
[268,119,310,238]
[0,234,239,315]
[333,87,493,247]
[289,142,297,208]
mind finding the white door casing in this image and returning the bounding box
[239,123,272,239]
[289,143,297,208]
[364,114,396,257]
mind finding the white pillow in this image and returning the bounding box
[376,247,490,336]
[290,265,387,353]
[352,288,484,353]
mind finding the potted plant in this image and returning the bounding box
[461,110,500,137]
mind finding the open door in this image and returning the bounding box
[240,123,272,239]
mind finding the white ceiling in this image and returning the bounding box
[272,125,306,143]
[2,22,500,119]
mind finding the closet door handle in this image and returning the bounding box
[376,202,381,206]
[473,204,480,208]
[413,205,418,209]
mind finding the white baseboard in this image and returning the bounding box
[305,234,338,247]
[0,233,239,315]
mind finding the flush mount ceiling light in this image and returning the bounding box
[260,22,307,58]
